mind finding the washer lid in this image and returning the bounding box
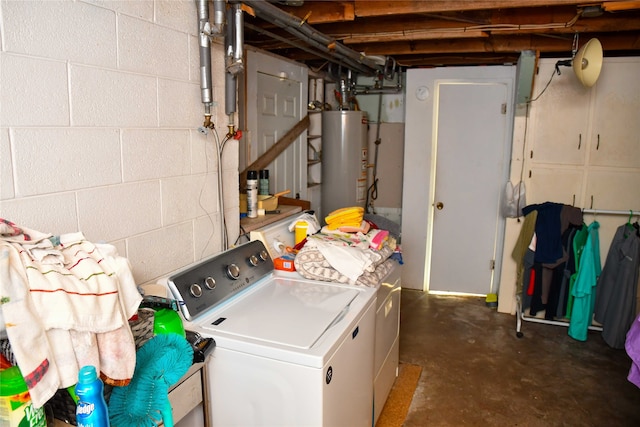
[202,278,359,349]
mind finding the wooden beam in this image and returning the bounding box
[353,0,587,16]
[341,30,490,44]
[276,1,355,23]
[602,1,640,11]
[239,115,310,189]
[347,32,640,56]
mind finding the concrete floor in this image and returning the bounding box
[399,289,640,427]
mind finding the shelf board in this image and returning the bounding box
[307,182,321,188]
[307,134,322,139]
[307,159,321,166]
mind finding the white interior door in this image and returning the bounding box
[244,48,308,200]
[429,83,509,295]
[256,72,302,196]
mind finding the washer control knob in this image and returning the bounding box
[249,254,259,266]
[204,277,216,290]
[259,250,269,261]
[226,263,240,280]
[190,283,203,298]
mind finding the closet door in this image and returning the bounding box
[588,59,640,169]
[585,170,640,211]
[528,61,591,166]
[429,81,510,295]
[528,167,584,207]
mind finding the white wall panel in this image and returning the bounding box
[2,0,117,67]
[0,54,70,126]
[122,129,191,181]
[126,222,195,284]
[118,14,189,79]
[11,128,121,196]
[0,128,14,200]
[76,181,162,243]
[70,65,158,127]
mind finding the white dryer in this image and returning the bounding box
[166,240,377,427]
[250,216,402,424]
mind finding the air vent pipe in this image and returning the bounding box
[238,0,382,76]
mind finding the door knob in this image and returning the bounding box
[436,202,444,210]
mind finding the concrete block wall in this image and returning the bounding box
[0,0,238,285]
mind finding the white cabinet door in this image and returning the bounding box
[584,170,640,211]
[589,59,640,169]
[528,167,584,207]
[529,61,592,166]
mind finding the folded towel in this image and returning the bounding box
[368,229,389,250]
[315,240,374,284]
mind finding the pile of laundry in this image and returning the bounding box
[0,218,142,408]
[292,208,401,287]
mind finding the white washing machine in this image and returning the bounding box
[166,240,377,427]
[250,216,402,424]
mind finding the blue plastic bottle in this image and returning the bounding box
[75,365,110,427]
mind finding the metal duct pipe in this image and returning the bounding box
[226,72,237,116]
[196,0,213,109]
[225,6,237,117]
[238,0,382,76]
[226,5,234,58]
[245,22,341,68]
[233,3,244,64]
[211,0,225,34]
[225,4,243,75]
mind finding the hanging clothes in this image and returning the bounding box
[512,210,537,310]
[556,226,579,318]
[594,223,640,349]
[568,221,601,342]
[565,224,589,319]
[520,203,582,318]
[522,202,564,263]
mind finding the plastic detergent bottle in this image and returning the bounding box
[75,365,110,427]
[0,366,47,427]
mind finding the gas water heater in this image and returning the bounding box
[321,110,368,220]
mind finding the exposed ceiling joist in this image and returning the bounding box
[243,1,640,70]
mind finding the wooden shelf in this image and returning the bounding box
[240,204,302,233]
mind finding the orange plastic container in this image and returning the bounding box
[274,254,296,272]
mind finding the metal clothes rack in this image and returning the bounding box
[582,208,640,216]
[515,208,639,338]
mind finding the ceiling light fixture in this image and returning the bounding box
[555,35,603,87]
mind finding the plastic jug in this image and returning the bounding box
[0,366,47,427]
